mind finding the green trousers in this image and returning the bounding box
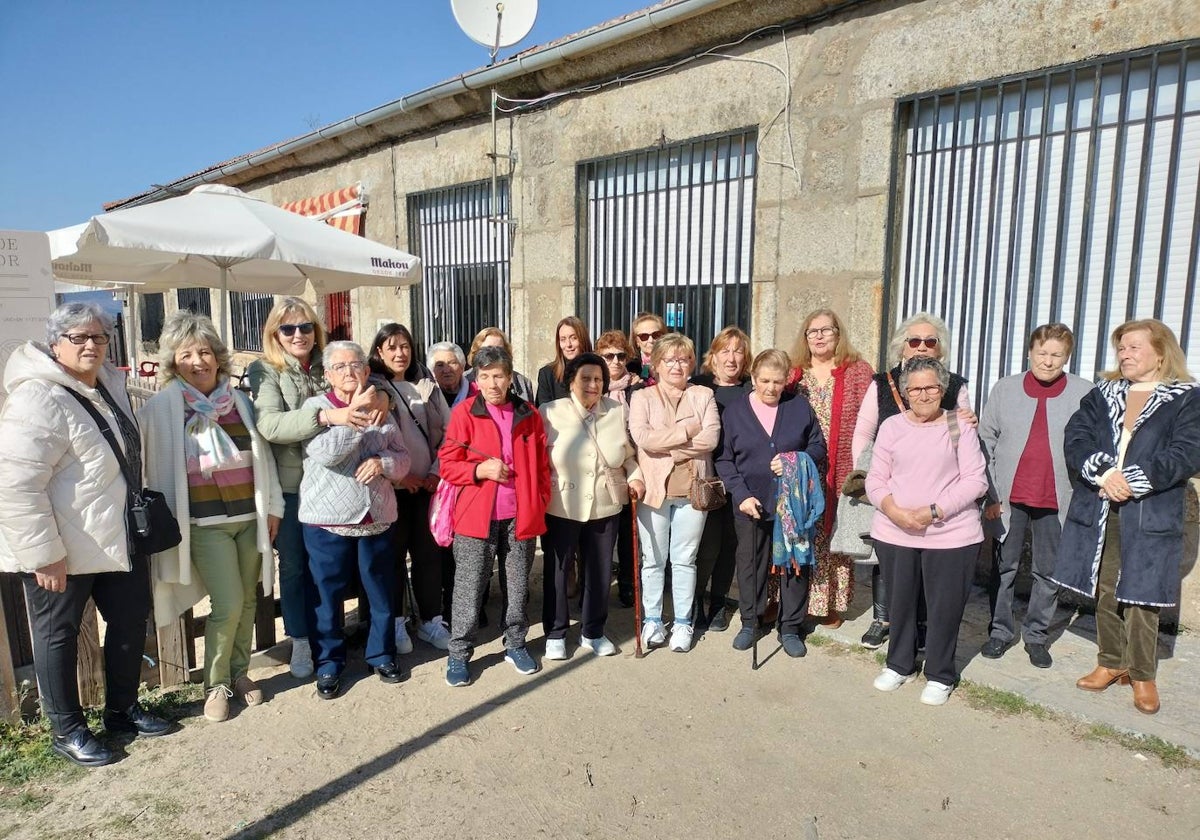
[191,520,262,689]
[1095,516,1160,682]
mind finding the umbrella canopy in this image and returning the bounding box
[48,184,423,295]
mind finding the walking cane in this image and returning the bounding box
[631,498,645,658]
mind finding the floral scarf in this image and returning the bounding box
[772,451,825,574]
[181,378,240,477]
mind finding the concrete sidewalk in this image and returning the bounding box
[812,577,1200,757]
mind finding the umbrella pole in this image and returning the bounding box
[220,265,229,344]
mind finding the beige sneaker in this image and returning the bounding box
[234,674,264,707]
[204,685,233,722]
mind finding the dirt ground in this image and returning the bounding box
[8,583,1200,840]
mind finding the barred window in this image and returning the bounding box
[229,291,274,353]
[888,42,1200,404]
[176,288,212,318]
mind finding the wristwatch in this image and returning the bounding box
[929,503,941,522]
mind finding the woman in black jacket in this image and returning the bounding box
[535,316,592,406]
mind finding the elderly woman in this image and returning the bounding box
[466,327,535,403]
[1053,320,1200,715]
[0,302,170,767]
[628,333,721,653]
[536,316,593,406]
[141,311,284,722]
[866,357,988,706]
[438,347,551,686]
[428,341,473,408]
[595,329,642,606]
[248,297,383,679]
[368,323,452,651]
[716,349,827,657]
[978,323,1093,669]
[852,312,975,650]
[631,312,667,384]
[299,341,411,700]
[689,326,753,632]
[788,308,875,628]
[540,353,645,658]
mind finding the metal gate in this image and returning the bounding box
[177,287,212,317]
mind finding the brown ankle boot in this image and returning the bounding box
[1132,679,1160,714]
[1076,665,1130,692]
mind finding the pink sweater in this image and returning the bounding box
[866,412,988,549]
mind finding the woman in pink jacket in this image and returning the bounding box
[866,356,987,706]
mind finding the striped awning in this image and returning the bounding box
[279,183,365,234]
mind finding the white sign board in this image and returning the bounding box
[0,231,56,408]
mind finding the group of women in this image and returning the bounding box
[1,298,1195,768]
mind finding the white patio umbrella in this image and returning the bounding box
[49,183,423,338]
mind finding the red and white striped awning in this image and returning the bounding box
[279,183,365,235]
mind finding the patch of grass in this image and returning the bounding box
[0,790,52,813]
[0,718,70,788]
[1082,724,1198,770]
[804,633,835,647]
[957,681,1051,719]
[139,682,205,721]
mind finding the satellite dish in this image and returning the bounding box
[451,0,538,56]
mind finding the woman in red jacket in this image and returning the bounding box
[438,346,551,687]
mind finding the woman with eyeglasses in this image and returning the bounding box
[536,316,593,406]
[787,309,874,629]
[299,341,411,700]
[631,312,667,385]
[689,326,753,632]
[248,297,387,680]
[466,328,536,404]
[0,302,171,767]
[851,312,975,650]
[866,357,987,706]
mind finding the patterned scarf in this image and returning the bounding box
[181,378,240,477]
[772,451,825,575]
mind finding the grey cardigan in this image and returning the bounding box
[977,371,1094,537]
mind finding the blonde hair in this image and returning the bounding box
[751,348,791,377]
[631,312,666,356]
[468,327,512,364]
[791,308,861,369]
[649,333,695,369]
[157,311,232,384]
[702,326,751,379]
[261,297,327,370]
[887,312,951,368]
[1103,319,1194,383]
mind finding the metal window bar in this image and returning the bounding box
[229,291,274,353]
[576,128,758,362]
[405,178,510,358]
[177,287,212,318]
[888,41,1200,412]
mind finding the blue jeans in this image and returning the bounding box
[302,524,397,677]
[637,498,708,626]
[275,493,311,638]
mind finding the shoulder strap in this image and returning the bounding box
[392,382,430,445]
[63,387,138,491]
[945,409,961,453]
[885,371,905,412]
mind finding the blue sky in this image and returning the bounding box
[0,1,652,233]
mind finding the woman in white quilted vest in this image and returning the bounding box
[299,341,410,701]
[0,302,171,768]
[140,311,284,724]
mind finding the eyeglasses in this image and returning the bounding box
[636,330,665,342]
[905,385,943,397]
[601,352,627,362]
[805,326,838,338]
[278,322,315,337]
[662,357,690,369]
[329,361,367,375]
[60,333,111,346]
[906,337,939,349]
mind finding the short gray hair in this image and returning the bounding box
[427,341,466,367]
[898,356,949,394]
[157,311,231,384]
[322,340,367,368]
[46,301,114,346]
[887,312,951,367]
[472,346,513,376]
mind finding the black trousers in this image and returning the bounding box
[542,514,619,640]
[733,516,809,634]
[393,489,447,622]
[876,541,980,686]
[695,503,737,618]
[21,554,151,736]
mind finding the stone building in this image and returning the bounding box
[110,0,1199,614]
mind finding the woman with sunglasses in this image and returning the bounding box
[595,330,642,606]
[248,297,386,680]
[536,317,593,406]
[631,312,667,385]
[851,312,975,650]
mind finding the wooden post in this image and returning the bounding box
[0,585,18,722]
[76,600,105,707]
[155,613,190,688]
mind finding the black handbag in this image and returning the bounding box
[65,388,182,556]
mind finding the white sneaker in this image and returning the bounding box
[417,616,451,650]
[669,624,694,653]
[394,618,414,655]
[289,637,314,679]
[873,667,917,692]
[920,680,955,706]
[640,621,666,648]
[582,635,617,656]
[545,638,568,660]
